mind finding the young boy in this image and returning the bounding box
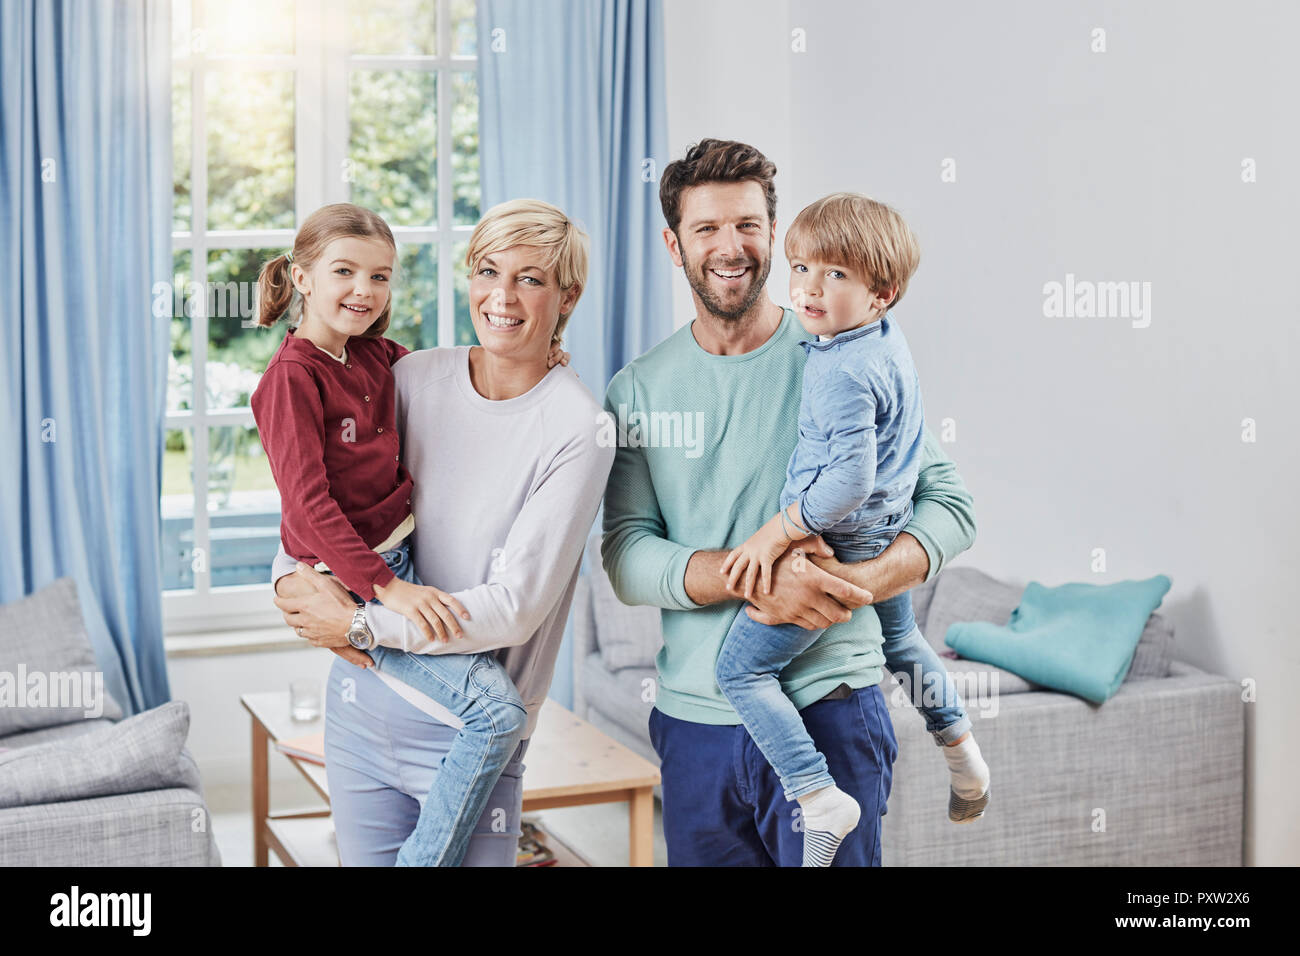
[716,193,990,866]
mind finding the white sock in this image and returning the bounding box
[797,785,860,867]
[942,735,990,798]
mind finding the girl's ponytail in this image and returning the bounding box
[256,252,297,327]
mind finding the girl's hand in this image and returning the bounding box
[546,342,571,369]
[719,513,796,600]
[373,577,471,645]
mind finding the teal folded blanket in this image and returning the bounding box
[944,575,1172,703]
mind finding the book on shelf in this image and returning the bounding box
[517,821,557,867]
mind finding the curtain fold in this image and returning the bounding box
[477,0,672,708]
[477,0,673,391]
[0,0,173,714]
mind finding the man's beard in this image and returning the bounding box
[680,244,772,320]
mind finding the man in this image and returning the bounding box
[601,138,977,866]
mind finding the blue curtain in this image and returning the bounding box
[478,0,673,392]
[0,0,172,715]
[477,0,672,707]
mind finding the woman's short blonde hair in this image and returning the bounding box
[785,193,921,310]
[465,199,590,343]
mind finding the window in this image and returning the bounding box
[165,0,479,631]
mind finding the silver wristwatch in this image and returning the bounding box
[346,604,375,650]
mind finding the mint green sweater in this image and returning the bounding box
[601,309,977,726]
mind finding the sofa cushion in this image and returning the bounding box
[579,653,658,743]
[923,567,1023,655]
[1127,612,1175,680]
[945,575,1173,703]
[589,562,664,672]
[925,567,1174,681]
[0,701,196,810]
[0,578,124,736]
[0,718,119,751]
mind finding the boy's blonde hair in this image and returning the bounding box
[465,199,589,343]
[256,202,397,335]
[784,193,921,310]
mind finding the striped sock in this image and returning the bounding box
[798,785,860,867]
[942,735,990,823]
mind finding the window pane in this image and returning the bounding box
[162,427,195,591]
[205,0,295,56]
[172,0,191,59]
[168,250,194,413]
[207,71,295,231]
[453,239,476,346]
[173,71,191,232]
[349,0,435,55]
[209,425,282,589]
[452,71,479,226]
[207,248,283,410]
[348,71,437,227]
[451,0,476,56]
[388,244,437,351]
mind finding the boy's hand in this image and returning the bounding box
[372,577,471,645]
[720,512,795,599]
[546,342,571,369]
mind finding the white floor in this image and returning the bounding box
[213,799,668,867]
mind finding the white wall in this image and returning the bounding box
[662,0,794,329]
[663,0,1297,865]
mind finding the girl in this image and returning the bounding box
[251,202,563,866]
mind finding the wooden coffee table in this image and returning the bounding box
[241,692,660,867]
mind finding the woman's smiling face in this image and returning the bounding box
[468,244,579,364]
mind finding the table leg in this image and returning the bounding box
[629,786,653,867]
[251,718,269,867]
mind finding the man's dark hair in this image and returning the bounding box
[658,139,778,235]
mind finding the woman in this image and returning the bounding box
[271,199,615,866]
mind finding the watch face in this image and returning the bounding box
[347,628,369,650]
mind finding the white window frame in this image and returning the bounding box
[166,0,477,633]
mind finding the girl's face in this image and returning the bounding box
[293,236,395,339]
[468,244,580,365]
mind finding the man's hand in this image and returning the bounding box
[805,531,930,606]
[741,537,874,630]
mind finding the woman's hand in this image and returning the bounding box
[372,576,471,645]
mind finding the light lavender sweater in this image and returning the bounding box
[272,346,614,738]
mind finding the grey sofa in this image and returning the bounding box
[572,536,1245,865]
[0,579,221,867]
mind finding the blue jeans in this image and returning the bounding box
[322,657,529,867]
[715,506,970,802]
[340,539,528,866]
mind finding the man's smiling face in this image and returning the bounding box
[669,180,774,320]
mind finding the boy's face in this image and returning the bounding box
[788,255,895,337]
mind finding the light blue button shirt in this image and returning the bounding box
[780,314,926,536]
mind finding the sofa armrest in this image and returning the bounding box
[0,787,222,866]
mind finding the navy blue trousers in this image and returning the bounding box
[648,683,898,866]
